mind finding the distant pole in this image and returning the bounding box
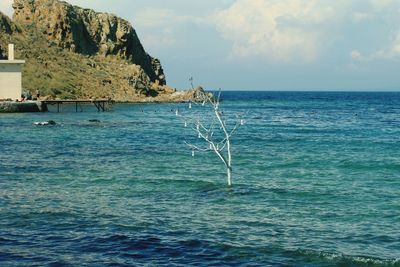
[189,77,194,90]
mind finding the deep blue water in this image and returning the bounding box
[0,91,399,266]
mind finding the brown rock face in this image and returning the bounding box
[12,0,166,85]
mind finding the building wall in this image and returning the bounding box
[0,63,23,100]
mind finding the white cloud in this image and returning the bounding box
[133,7,210,50]
[350,0,400,62]
[0,0,13,16]
[350,50,362,60]
[141,28,177,50]
[134,8,176,28]
[369,0,398,11]
[215,0,400,64]
[352,12,374,23]
[391,33,400,55]
[213,0,346,63]
[351,32,400,62]
[132,9,182,50]
[352,0,399,23]
[134,8,208,29]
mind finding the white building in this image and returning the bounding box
[0,44,25,100]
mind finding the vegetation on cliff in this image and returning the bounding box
[0,0,195,102]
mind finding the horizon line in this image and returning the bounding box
[211,89,400,92]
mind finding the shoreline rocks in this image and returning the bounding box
[0,101,48,113]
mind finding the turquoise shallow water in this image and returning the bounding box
[0,91,399,266]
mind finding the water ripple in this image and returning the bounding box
[1,92,400,265]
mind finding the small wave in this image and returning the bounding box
[295,249,400,266]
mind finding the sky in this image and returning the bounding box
[1,0,400,91]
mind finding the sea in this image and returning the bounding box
[0,91,399,266]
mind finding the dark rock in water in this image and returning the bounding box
[34,120,56,126]
[88,119,101,123]
[0,101,48,113]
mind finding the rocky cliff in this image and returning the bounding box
[12,0,165,85]
[0,0,197,102]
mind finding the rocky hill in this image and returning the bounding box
[0,0,197,102]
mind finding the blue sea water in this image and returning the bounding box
[0,91,399,266]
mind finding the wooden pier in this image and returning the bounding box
[43,99,113,112]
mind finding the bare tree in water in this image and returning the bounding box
[181,86,244,186]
